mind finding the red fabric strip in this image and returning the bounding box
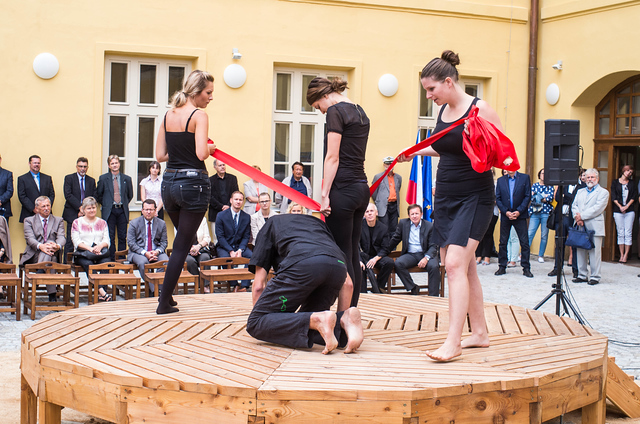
[210,146,321,212]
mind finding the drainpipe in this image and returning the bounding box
[525,0,540,177]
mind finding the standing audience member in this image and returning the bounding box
[475,168,499,265]
[306,77,370,307]
[70,197,112,302]
[19,196,65,302]
[251,192,276,243]
[387,204,440,296]
[17,155,55,223]
[208,160,238,241]
[186,217,212,279]
[140,161,164,219]
[97,155,133,260]
[63,157,96,262]
[0,154,13,223]
[572,168,609,285]
[155,69,215,314]
[528,169,554,262]
[0,215,11,299]
[275,162,312,214]
[216,191,252,292]
[495,170,533,278]
[127,199,169,290]
[358,203,393,293]
[371,156,402,238]
[611,165,636,263]
[243,166,269,214]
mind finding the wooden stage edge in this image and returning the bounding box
[21,293,608,424]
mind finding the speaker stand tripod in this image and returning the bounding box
[533,187,585,325]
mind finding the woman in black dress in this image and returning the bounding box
[306,77,370,307]
[400,51,504,361]
[155,70,215,314]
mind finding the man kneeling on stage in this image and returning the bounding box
[247,214,364,354]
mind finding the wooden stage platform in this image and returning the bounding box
[21,293,608,424]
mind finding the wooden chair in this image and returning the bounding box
[142,260,199,298]
[114,249,128,264]
[87,262,140,304]
[383,251,446,297]
[66,252,91,297]
[23,262,79,320]
[0,263,21,321]
[199,257,252,293]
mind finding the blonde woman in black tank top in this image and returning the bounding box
[155,70,216,314]
[399,51,504,361]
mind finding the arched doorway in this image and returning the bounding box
[594,75,640,261]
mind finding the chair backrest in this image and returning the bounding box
[88,262,134,274]
[200,257,250,270]
[114,249,129,263]
[144,260,169,273]
[24,261,71,274]
[0,263,17,274]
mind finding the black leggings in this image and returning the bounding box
[325,182,369,307]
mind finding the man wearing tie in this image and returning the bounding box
[17,155,55,223]
[97,155,133,260]
[20,196,65,301]
[63,157,97,262]
[127,199,169,292]
[216,191,252,291]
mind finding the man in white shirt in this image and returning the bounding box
[251,192,276,243]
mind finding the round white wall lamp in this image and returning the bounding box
[546,83,560,106]
[378,74,399,97]
[223,64,247,89]
[33,53,60,80]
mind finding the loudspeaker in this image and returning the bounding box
[544,119,580,185]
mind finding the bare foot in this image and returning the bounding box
[461,333,490,349]
[340,307,364,354]
[425,342,462,362]
[310,311,338,354]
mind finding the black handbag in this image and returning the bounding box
[73,246,110,261]
[565,224,595,250]
[546,207,557,230]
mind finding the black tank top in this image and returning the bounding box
[164,109,207,171]
[431,98,493,194]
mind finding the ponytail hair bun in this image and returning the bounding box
[306,77,349,106]
[421,50,460,82]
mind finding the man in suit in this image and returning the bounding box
[359,203,394,294]
[388,204,440,296]
[19,196,65,302]
[17,155,55,223]
[495,170,533,277]
[97,155,133,260]
[216,191,252,291]
[0,153,13,223]
[371,156,402,238]
[62,157,97,262]
[571,168,609,285]
[275,162,313,214]
[127,199,169,290]
[250,192,276,243]
[208,159,239,242]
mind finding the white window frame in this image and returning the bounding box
[103,55,191,209]
[272,67,348,202]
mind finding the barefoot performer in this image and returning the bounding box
[399,51,504,361]
[247,214,364,354]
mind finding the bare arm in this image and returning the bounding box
[252,266,268,305]
[476,99,503,131]
[337,273,353,312]
[194,111,215,160]
[398,145,438,163]
[321,132,341,215]
[155,125,169,163]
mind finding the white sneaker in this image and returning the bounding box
[538,257,544,263]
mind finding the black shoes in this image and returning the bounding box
[572,277,588,283]
[588,280,599,285]
[547,269,558,277]
[48,293,57,302]
[523,269,534,278]
[410,285,420,295]
[573,269,579,278]
[494,267,506,276]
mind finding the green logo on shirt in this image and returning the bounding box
[279,296,288,311]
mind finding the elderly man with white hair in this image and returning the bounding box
[571,168,609,285]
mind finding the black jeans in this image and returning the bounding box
[380,201,399,239]
[394,252,441,296]
[498,217,530,270]
[359,251,394,293]
[325,181,369,307]
[107,207,128,261]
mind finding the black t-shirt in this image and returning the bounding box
[324,102,369,189]
[249,214,346,274]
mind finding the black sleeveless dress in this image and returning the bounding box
[431,98,495,247]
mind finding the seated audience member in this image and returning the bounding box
[216,191,252,291]
[127,199,169,293]
[0,215,13,299]
[186,217,212,278]
[243,166,269,214]
[275,162,312,214]
[247,214,363,354]
[287,202,306,214]
[251,192,276,243]
[71,197,112,301]
[19,196,65,302]
[359,203,394,293]
[388,204,440,296]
